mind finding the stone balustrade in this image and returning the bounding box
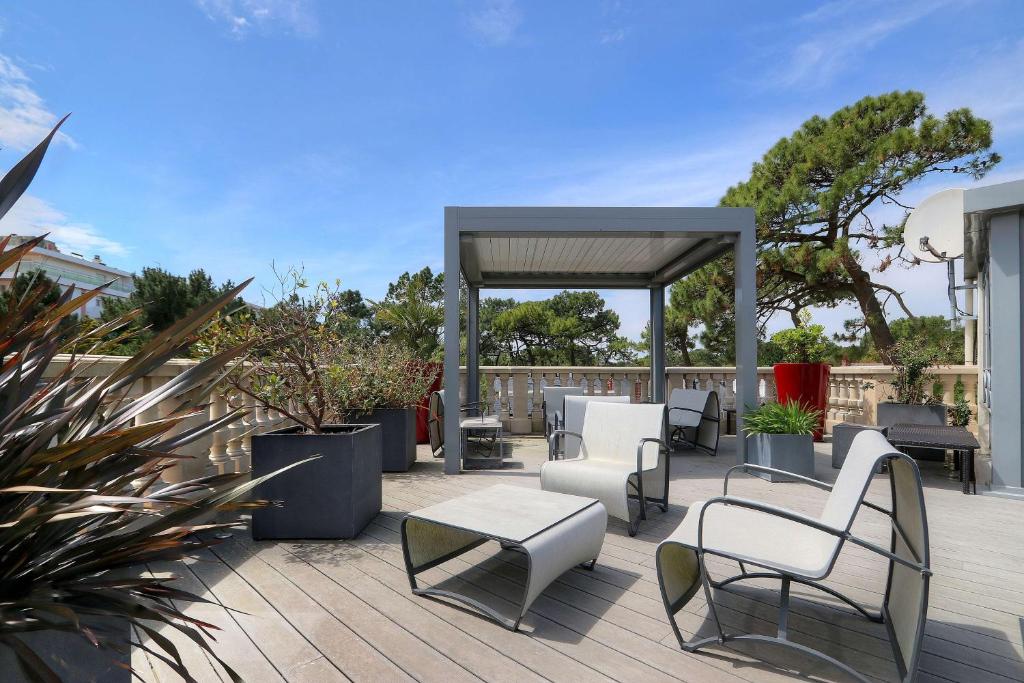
[466,364,980,436]
[38,354,980,488]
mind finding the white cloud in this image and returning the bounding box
[1,195,129,260]
[767,0,958,88]
[0,54,72,151]
[195,0,317,39]
[465,0,522,46]
[531,120,790,206]
[599,28,626,45]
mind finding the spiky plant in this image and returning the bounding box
[741,400,822,436]
[0,119,299,680]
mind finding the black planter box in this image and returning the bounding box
[251,424,382,539]
[350,407,416,472]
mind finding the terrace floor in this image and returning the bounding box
[134,437,1024,683]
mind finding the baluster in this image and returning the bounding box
[225,390,246,473]
[239,392,256,472]
[532,372,546,433]
[509,370,530,433]
[208,391,231,475]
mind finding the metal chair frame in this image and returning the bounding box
[657,456,931,683]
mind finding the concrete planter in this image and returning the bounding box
[350,407,416,472]
[251,424,382,539]
[1,617,130,682]
[744,433,815,482]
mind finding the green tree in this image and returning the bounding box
[372,266,445,361]
[102,266,238,331]
[485,290,634,365]
[670,91,998,354]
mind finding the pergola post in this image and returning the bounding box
[442,208,461,475]
[467,285,480,411]
[650,286,666,403]
[734,216,758,463]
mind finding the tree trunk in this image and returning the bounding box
[844,257,895,351]
[680,328,693,366]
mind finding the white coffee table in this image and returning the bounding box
[401,484,607,630]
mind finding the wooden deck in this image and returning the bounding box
[133,437,1024,683]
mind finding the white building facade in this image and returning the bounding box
[1,235,134,318]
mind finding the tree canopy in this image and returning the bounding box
[669,91,998,356]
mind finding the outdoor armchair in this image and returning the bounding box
[667,387,720,455]
[553,394,631,460]
[656,430,930,683]
[541,401,669,536]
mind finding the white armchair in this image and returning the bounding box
[656,430,931,682]
[541,402,668,536]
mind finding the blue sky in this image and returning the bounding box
[1,0,1023,341]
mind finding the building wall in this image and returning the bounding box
[0,241,134,318]
[986,210,1024,492]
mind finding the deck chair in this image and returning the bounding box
[656,430,930,683]
[426,390,492,458]
[542,402,669,536]
[552,394,630,460]
[541,386,584,438]
[667,388,721,455]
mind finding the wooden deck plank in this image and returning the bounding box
[151,436,1024,683]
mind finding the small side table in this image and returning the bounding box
[832,423,888,470]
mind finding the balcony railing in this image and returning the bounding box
[462,365,980,436]
[40,355,980,486]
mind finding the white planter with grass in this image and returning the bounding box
[741,400,820,483]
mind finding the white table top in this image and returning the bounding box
[407,484,599,544]
[459,415,502,429]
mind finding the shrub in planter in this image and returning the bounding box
[742,400,822,482]
[202,269,432,537]
[769,313,833,441]
[0,119,301,681]
[877,337,948,431]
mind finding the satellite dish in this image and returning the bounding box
[903,188,965,262]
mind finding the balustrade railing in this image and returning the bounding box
[39,355,981,489]
[466,364,980,436]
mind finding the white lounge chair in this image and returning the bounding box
[542,402,669,536]
[541,385,584,437]
[553,394,630,460]
[656,430,930,682]
[667,387,720,455]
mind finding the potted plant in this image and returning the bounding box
[769,312,832,441]
[0,118,302,681]
[742,400,822,482]
[877,337,948,428]
[343,350,434,472]
[948,376,973,428]
[207,269,430,539]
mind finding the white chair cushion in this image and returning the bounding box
[580,402,665,469]
[663,499,841,579]
[563,395,630,458]
[541,458,640,522]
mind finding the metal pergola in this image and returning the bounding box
[443,206,757,474]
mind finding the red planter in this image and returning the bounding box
[414,362,443,444]
[772,363,830,441]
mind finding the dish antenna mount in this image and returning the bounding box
[903,188,966,329]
